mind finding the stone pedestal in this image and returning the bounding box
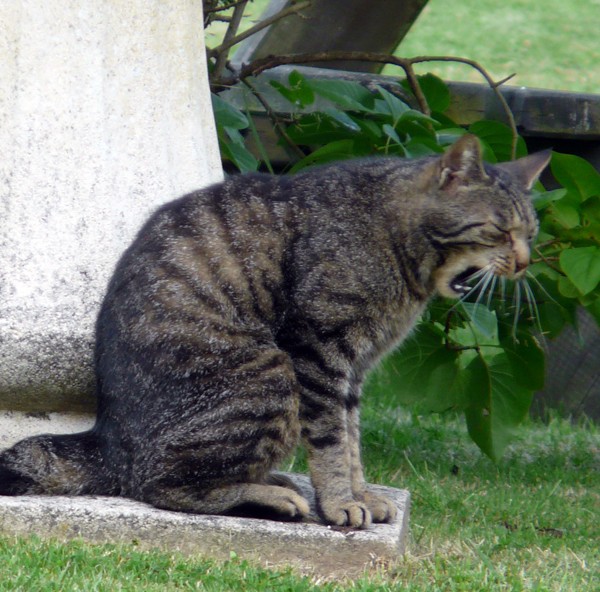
[0,474,410,578]
[0,1,223,412]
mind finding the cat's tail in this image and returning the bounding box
[0,430,117,496]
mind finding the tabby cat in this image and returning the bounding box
[0,135,550,529]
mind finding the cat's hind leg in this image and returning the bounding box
[133,346,309,520]
[141,480,310,520]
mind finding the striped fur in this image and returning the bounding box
[0,136,550,528]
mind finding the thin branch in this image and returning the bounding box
[241,77,306,160]
[209,1,311,58]
[212,1,248,81]
[228,50,519,158]
[409,55,519,158]
[205,0,249,14]
[533,246,565,275]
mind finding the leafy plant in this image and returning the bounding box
[211,57,599,460]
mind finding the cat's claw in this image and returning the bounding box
[321,499,372,529]
[359,491,397,523]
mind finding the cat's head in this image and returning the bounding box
[422,135,551,299]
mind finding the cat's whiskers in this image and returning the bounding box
[522,278,547,348]
[499,277,507,313]
[472,268,496,311]
[485,275,498,310]
[512,281,522,340]
[525,270,561,307]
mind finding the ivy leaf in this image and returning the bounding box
[417,73,451,113]
[373,85,410,121]
[211,93,249,130]
[309,79,375,112]
[464,351,534,461]
[288,139,362,173]
[560,246,600,295]
[502,334,545,390]
[532,188,567,211]
[548,200,581,229]
[551,152,600,201]
[469,120,527,162]
[322,108,361,132]
[400,73,451,114]
[368,323,466,411]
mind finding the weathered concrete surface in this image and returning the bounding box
[0,474,409,578]
[0,411,95,452]
[0,414,410,576]
[0,1,223,412]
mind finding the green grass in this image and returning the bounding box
[394,0,600,94]
[207,0,599,94]
[1,408,598,591]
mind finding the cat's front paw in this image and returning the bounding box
[319,498,372,529]
[358,491,397,523]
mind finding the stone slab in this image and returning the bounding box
[0,411,95,452]
[0,473,409,578]
[0,410,410,577]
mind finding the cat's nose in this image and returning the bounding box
[515,258,528,274]
[515,260,529,273]
[513,241,530,275]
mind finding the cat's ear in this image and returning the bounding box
[495,149,552,190]
[437,134,488,191]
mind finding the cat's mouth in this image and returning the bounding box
[449,267,480,295]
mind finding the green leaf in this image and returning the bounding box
[464,352,534,461]
[220,130,258,173]
[502,334,545,390]
[551,152,600,201]
[382,124,403,146]
[548,200,581,228]
[586,297,600,326]
[557,275,581,298]
[269,70,315,109]
[559,246,600,295]
[368,323,466,411]
[288,140,362,173]
[211,94,249,130]
[286,114,346,145]
[400,73,451,114]
[417,73,451,113]
[309,79,375,112]
[458,303,499,342]
[582,196,600,224]
[532,188,567,211]
[322,108,361,132]
[469,120,527,161]
[373,85,410,121]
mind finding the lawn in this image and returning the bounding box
[395,0,600,94]
[1,409,598,591]
[208,0,600,94]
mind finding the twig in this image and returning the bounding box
[241,77,306,160]
[228,50,520,157]
[212,1,247,81]
[533,246,564,275]
[209,1,311,58]
[205,0,249,14]
[409,55,519,158]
